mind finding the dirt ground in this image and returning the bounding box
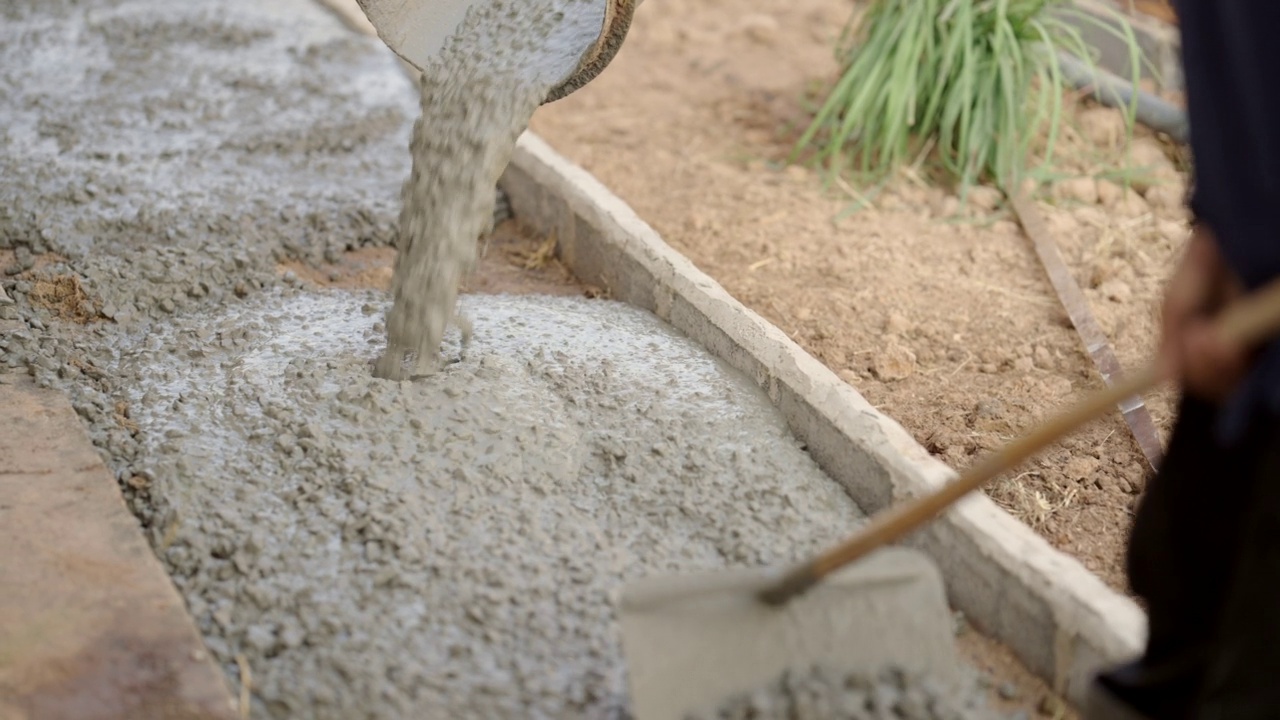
[277,219,592,297]
[528,0,1192,592]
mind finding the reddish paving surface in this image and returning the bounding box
[0,377,237,720]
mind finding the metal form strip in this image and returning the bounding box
[1009,191,1165,471]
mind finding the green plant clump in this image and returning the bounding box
[794,0,1145,195]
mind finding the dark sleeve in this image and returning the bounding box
[1173,0,1280,291]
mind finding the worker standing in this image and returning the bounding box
[1088,2,1280,718]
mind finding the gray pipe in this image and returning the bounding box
[1054,51,1188,144]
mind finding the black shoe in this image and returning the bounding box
[1088,668,1154,720]
[1091,656,1204,720]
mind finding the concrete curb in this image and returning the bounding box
[1065,0,1182,93]
[500,131,1148,709]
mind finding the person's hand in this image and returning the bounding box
[1157,224,1251,401]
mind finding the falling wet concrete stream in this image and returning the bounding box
[375,0,603,379]
[0,0,1011,717]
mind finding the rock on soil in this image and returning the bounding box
[1077,106,1128,149]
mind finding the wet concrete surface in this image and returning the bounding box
[689,664,995,720]
[1,0,413,324]
[104,291,867,716]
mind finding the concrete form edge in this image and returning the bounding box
[500,131,1147,709]
[1065,0,1182,92]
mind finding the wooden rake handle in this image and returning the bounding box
[759,277,1280,607]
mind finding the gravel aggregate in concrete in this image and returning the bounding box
[0,0,420,526]
[689,664,1006,720]
[95,291,865,717]
[0,0,505,486]
[0,0,509,328]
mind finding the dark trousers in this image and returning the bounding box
[1095,396,1280,719]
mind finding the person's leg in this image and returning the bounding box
[1092,395,1258,718]
[1187,410,1280,719]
